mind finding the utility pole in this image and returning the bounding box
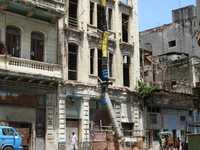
[99,0,123,144]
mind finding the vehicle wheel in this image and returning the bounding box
[3,146,13,150]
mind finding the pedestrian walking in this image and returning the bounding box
[71,132,78,150]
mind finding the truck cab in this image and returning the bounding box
[0,126,23,150]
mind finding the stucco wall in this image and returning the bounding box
[0,12,58,64]
[140,23,195,56]
[0,105,36,123]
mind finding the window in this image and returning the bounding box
[168,40,176,48]
[90,49,95,74]
[68,43,78,80]
[98,49,102,79]
[153,130,160,141]
[97,4,103,30]
[69,0,78,28]
[6,26,21,57]
[150,114,157,124]
[123,55,130,87]
[109,53,113,77]
[144,71,148,77]
[31,32,44,61]
[121,122,134,136]
[147,107,161,113]
[90,2,94,25]
[189,110,193,116]
[108,8,113,30]
[122,14,129,43]
[2,128,15,136]
[180,116,186,122]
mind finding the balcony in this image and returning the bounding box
[69,17,78,29]
[0,0,65,22]
[0,55,62,80]
[196,82,200,87]
[30,0,65,13]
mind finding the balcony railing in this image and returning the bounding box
[31,0,65,13]
[196,82,200,87]
[0,55,62,79]
[69,17,78,29]
[123,129,144,138]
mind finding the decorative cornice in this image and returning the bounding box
[118,1,132,14]
[65,28,83,45]
[120,42,134,55]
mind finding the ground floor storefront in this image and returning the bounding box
[0,79,58,150]
[59,84,144,150]
[0,81,145,150]
[0,92,46,150]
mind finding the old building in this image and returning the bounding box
[140,5,200,57]
[140,49,200,150]
[0,0,65,150]
[59,0,142,149]
[144,90,196,150]
[140,3,200,150]
[0,0,142,149]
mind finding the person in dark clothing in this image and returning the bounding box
[0,42,6,54]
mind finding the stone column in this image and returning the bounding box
[94,3,97,27]
[46,94,57,150]
[0,15,5,44]
[80,96,90,143]
[58,85,66,150]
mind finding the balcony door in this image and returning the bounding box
[31,32,44,62]
[6,26,21,57]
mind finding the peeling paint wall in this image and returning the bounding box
[140,5,200,57]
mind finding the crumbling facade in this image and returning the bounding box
[140,3,200,150]
[140,5,200,57]
[60,0,142,149]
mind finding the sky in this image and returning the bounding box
[139,0,196,31]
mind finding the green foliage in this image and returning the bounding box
[137,80,157,99]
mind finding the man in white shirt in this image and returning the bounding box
[71,132,78,150]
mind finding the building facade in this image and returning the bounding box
[0,0,65,150]
[59,0,142,149]
[140,5,200,57]
[0,0,142,150]
[140,3,200,150]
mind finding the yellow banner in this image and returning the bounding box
[101,32,109,57]
[100,0,107,7]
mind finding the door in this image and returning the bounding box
[66,120,79,150]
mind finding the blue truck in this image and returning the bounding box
[0,126,23,150]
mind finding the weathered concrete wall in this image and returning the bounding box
[0,106,36,123]
[140,5,200,57]
[140,23,195,56]
[0,12,58,64]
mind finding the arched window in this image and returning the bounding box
[31,32,44,61]
[68,43,78,80]
[6,26,21,57]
